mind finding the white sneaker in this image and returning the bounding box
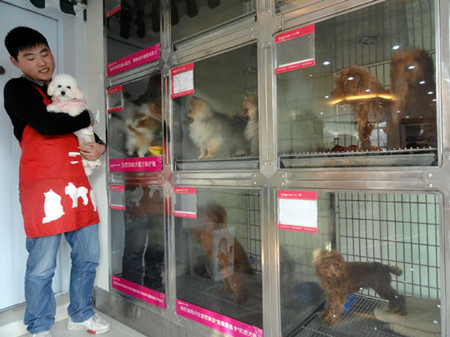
[67,314,111,334]
[31,332,52,337]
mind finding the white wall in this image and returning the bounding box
[84,0,109,292]
[1,0,109,294]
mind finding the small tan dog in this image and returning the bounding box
[187,96,249,159]
[313,249,406,326]
[125,101,162,157]
[47,74,101,175]
[331,66,398,150]
[191,202,252,304]
[243,94,259,156]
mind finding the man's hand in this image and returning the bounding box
[79,142,106,161]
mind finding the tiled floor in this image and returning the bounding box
[18,312,146,337]
[0,295,146,337]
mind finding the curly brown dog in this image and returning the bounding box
[331,66,398,150]
[390,48,436,147]
[313,249,406,326]
[191,202,252,304]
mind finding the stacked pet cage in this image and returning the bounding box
[99,0,450,337]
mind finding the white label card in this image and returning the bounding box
[278,190,318,233]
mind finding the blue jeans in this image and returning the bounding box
[24,224,100,334]
[122,215,164,289]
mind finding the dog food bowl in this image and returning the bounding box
[324,293,357,313]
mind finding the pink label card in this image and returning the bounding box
[275,24,315,44]
[112,276,165,309]
[109,157,162,172]
[176,300,263,337]
[107,44,161,77]
[173,187,197,194]
[275,59,316,74]
[107,85,123,94]
[173,211,197,219]
[105,5,120,18]
[110,184,125,191]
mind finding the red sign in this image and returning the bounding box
[105,6,121,18]
[173,187,197,195]
[275,24,315,44]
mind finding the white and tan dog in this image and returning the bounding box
[187,96,249,159]
[47,74,101,175]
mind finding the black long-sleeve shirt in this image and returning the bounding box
[4,76,104,145]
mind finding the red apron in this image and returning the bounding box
[18,85,99,238]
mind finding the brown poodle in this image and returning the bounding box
[191,202,252,304]
[331,66,398,150]
[390,48,436,147]
[313,249,406,326]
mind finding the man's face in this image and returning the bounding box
[10,43,55,84]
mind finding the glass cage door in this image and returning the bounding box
[276,0,437,168]
[278,190,441,337]
[105,0,161,63]
[110,183,166,308]
[171,0,256,44]
[171,43,259,171]
[174,187,262,335]
[107,73,163,172]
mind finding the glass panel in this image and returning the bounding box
[279,190,441,337]
[105,0,160,63]
[107,74,163,172]
[171,0,256,43]
[275,0,318,15]
[111,185,165,297]
[276,0,437,168]
[175,188,262,330]
[172,44,258,170]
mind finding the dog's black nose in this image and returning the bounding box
[331,273,336,278]
[61,91,66,96]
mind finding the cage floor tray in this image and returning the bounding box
[280,148,437,168]
[290,295,405,337]
[176,273,263,328]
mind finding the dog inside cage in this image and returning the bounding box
[279,191,441,337]
[277,0,437,169]
[175,188,263,328]
[108,74,163,160]
[172,44,259,170]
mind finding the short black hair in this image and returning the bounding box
[4,26,49,60]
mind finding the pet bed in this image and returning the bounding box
[374,296,440,337]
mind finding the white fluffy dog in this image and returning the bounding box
[47,74,101,176]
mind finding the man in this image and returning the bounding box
[3,26,110,337]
